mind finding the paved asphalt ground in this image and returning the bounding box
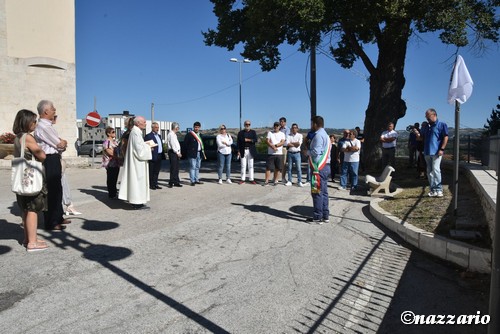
[0,160,491,333]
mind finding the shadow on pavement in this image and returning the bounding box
[290,204,489,334]
[232,202,310,223]
[41,218,231,334]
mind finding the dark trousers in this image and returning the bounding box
[148,158,162,188]
[43,154,64,229]
[106,166,120,198]
[382,147,396,167]
[168,150,180,185]
[312,164,330,220]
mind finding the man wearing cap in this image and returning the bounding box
[237,120,258,184]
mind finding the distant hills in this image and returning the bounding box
[199,127,485,139]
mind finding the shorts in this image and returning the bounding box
[16,184,48,212]
[266,155,283,171]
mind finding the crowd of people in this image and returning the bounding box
[11,101,448,251]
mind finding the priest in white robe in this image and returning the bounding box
[118,116,153,209]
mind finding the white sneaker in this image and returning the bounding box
[226,179,232,184]
[218,179,223,184]
[303,182,310,186]
[285,181,292,186]
[339,187,346,190]
[436,191,444,197]
[298,182,304,187]
[428,191,437,197]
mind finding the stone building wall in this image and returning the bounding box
[0,0,77,156]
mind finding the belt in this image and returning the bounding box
[383,147,395,150]
[244,147,250,150]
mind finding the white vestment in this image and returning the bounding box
[118,126,152,204]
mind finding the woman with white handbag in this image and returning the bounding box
[12,109,48,252]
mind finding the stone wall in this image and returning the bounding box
[0,0,77,157]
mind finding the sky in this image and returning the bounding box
[75,1,500,131]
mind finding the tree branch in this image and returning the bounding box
[342,23,376,75]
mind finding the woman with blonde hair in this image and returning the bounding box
[12,109,48,252]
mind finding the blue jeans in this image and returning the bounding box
[287,152,302,183]
[425,154,443,192]
[188,152,201,183]
[340,161,359,188]
[217,152,232,180]
[312,164,330,220]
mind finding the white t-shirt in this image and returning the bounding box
[342,138,361,162]
[267,131,286,155]
[287,132,303,153]
[380,130,398,148]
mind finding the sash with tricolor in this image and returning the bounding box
[308,142,331,194]
[190,131,206,159]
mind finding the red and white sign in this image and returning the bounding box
[86,111,101,127]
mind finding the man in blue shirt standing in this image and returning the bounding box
[415,108,449,198]
[306,116,331,224]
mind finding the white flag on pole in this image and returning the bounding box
[447,55,473,104]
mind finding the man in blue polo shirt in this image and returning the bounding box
[415,108,449,198]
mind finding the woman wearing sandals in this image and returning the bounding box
[12,109,49,252]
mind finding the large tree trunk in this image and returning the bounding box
[362,20,411,170]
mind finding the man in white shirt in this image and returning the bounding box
[263,122,285,186]
[380,122,398,168]
[340,130,361,191]
[34,100,69,231]
[167,122,182,188]
[285,123,304,186]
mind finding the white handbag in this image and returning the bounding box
[11,133,44,196]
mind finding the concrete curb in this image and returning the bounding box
[370,198,491,273]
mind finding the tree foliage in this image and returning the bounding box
[484,96,500,136]
[204,0,500,165]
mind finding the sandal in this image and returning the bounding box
[61,219,72,225]
[47,224,66,231]
[26,242,49,252]
[65,205,82,216]
[22,239,47,247]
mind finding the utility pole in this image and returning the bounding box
[151,102,155,123]
[310,41,317,118]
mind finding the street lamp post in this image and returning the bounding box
[230,58,251,131]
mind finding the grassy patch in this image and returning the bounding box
[373,159,491,249]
